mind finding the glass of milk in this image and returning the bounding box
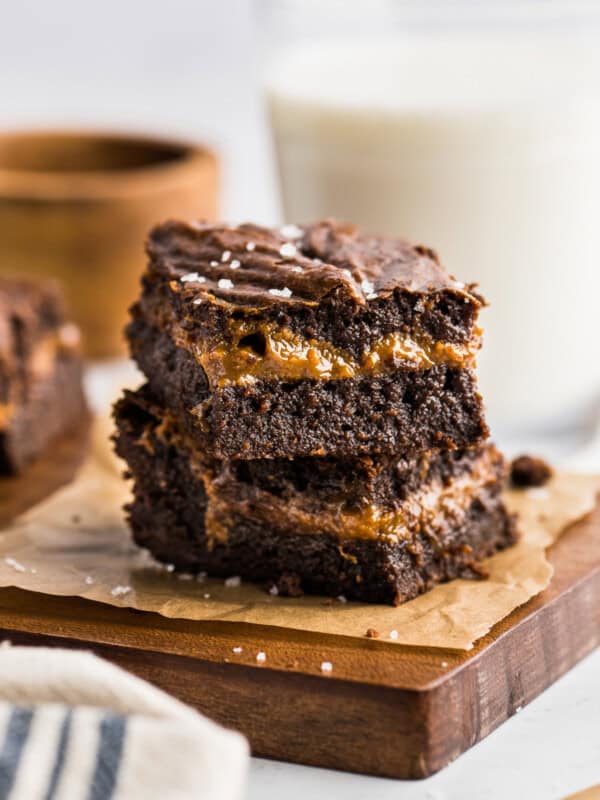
[258,1,600,444]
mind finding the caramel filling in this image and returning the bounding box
[205,446,498,545]
[173,320,480,387]
[139,404,498,547]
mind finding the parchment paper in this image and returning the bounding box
[0,419,597,650]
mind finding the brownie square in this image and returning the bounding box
[114,386,516,605]
[0,277,88,473]
[127,219,488,460]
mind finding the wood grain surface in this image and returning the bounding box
[0,428,597,779]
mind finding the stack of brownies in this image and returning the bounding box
[114,219,517,605]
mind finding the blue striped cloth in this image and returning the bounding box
[0,647,248,800]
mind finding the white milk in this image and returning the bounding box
[267,36,600,434]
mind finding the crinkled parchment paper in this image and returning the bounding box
[0,418,597,650]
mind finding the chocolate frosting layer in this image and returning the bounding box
[147,218,482,310]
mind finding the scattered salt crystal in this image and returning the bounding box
[225,575,241,588]
[4,557,26,573]
[321,661,333,674]
[389,629,399,640]
[221,250,231,262]
[291,265,303,273]
[256,651,266,663]
[232,646,243,654]
[193,298,203,305]
[527,487,550,501]
[203,593,211,599]
[268,287,292,298]
[360,279,375,297]
[246,241,256,252]
[342,268,353,279]
[210,260,219,267]
[280,224,303,239]
[336,595,347,604]
[441,661,448,667]
[218,278,234,290]
[85,576,94,586]
[269,585,279,596]
[279,242,297,258]
[313,258,323,264]
[110,585,131,597]
[515,705,523,713]
[178,573,194,581]
[230,259,241,270]
[165,564,175,573]
[181,272,205,283]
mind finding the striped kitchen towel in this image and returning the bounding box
[0,646,248,800]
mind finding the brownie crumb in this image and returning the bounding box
[273,573,304,598]
[366,628,380,639]
[510,455,553,488]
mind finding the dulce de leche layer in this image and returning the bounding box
[174,318,482,387]
[204,443,503,545]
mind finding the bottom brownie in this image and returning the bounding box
[114,388,518,605]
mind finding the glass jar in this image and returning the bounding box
[256,0,600,446]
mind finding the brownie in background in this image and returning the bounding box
[0,277,87,473]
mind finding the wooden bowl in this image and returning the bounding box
[0,130,218,357]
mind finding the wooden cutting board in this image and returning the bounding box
[0,426,598,780]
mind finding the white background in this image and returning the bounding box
[3,2,599,797]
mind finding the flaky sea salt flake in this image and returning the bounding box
[321,661,333,674]
[221,250,231,262]
[4,557,26,573]
[280,223,303,239]
[110,585,131,598]
[279,242,297,258]
[218,278,234,290]
[268,287,292,298]
[224,575,241,588]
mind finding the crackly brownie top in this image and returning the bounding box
[147,218,482,308]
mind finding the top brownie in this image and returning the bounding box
[127,219,488,459]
